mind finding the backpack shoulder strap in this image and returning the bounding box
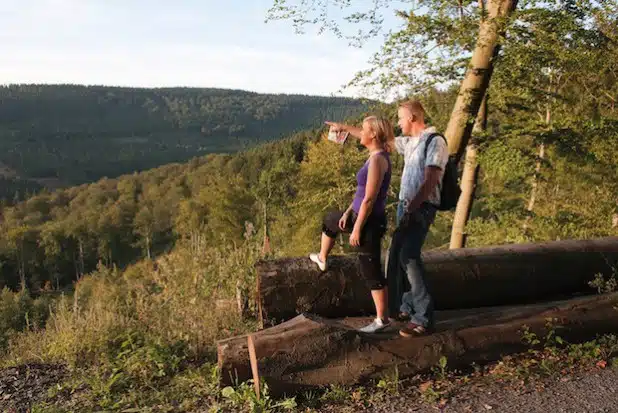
[423,132,446,158]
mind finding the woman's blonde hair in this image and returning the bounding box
[363,116,395,152]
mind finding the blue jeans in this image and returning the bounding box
[387,201,437,327]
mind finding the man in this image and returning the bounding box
[388,100,449,337]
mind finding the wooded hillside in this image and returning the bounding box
[0,85,369,190]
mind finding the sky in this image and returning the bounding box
[1,0,404,98]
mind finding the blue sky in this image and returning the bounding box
[1,0,405,97]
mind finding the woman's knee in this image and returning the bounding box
[322,210,342,238]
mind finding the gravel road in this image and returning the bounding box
[337,368,618,413]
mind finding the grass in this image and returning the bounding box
[0,238,263,412]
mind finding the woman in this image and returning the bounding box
[309,116,394,333]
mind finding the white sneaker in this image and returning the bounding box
[358,318,390,333]
[309,253,328,272]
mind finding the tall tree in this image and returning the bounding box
[444,0,518,162]
[5,225,33,290]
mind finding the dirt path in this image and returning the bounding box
[329,368,618,413]
[0,364,67,413]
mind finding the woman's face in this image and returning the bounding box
[360,121,376,148]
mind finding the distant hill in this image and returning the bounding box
[0,84,370,191]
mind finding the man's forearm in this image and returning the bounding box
[406,167,442,213]
[407,171,444,213]
[406,181,434,212]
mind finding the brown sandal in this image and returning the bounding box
[393,312,410,322]
[399,322,429,337]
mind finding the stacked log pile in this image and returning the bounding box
[217,237,618,395]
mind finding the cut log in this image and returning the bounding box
[258,255,367,327]
[257,236,618,326]
[248,293,618,396]
[217,335,250,387]
[218,294,616,388]
[216,314,368,387]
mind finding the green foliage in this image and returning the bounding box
[465,118,618,246]
[280,138,368,255]
[589,273,618,294]
[81,331,188,409]
[0,177,43,205]
[376,365,400,395]
[0,131,311,291]
[0,288,54,351]
[268,0,480,98]
[484,325,618,383]
[3,235,262,409]
[320,384,351,404]
[219,382,297,412]
[267,0,617,107]
[5,235,259,366]
[1,83,617,291]
[435,356,448,380]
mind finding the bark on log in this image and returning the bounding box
[217,294,615,387]
[216,311,375,387]
[217,335,250,387]
[248,293,618,396]
[257,237,618,326]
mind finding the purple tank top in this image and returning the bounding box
[352,151,391,216]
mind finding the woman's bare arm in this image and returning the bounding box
[324,121,362,140]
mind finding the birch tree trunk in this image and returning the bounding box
[145,234,151,260]
[450,145,480,248]
[450,95,487,248]
[445,0,519,163]
[523,105,550,233]
[523,143,546,232]
[78,238,85,278]
[262,201,271,256]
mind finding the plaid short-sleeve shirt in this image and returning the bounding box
[394,127,449,206]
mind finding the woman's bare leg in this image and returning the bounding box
[319,232,336,262]
[371,287,388,321]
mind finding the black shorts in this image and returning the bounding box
[322,210,387,290]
